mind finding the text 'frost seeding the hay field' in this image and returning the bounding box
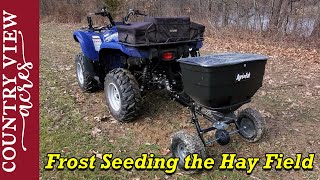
[44,153,315,174]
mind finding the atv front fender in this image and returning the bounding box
[73,31,99,61]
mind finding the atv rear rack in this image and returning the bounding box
[118,38,203,47]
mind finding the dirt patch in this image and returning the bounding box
[40,23,320,179]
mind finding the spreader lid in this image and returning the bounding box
[178,52,269,67]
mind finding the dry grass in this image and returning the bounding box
[40,22,320,179]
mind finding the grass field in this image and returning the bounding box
[40,23,320,179]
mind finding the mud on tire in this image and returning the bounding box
[75,53,100,92]
[104,68,142,122]
[171,130,206,172]
[236,108,266,143]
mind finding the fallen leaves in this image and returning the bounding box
[260,110,274,119]
[96,153,103,159]
[41,23,320,179]
[204,36,320,73]
[94,116,101,122]
[160,148,170,156]
[110,119,118,124]
[91,127,101,137]
[89,149,103,159]
[61,147,70,153]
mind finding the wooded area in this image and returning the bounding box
[40,0,320,38]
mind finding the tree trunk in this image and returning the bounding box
[277,0,290,30]
[311,6,320,37]
[222,1,229,27]
[270,0,285,30]
[311,17,320,37]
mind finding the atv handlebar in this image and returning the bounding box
[88,7,115,27]
[123,9,147,24]
[90,6,108,17]
[131,9,147,16]
[86,8,147,30]
[94,7,109,16]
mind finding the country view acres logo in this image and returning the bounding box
[2,10,34,172]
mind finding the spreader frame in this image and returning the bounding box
[188,103,246,147]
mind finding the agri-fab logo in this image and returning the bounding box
[236,72,251,82]
[1,10,34,172]
[169,29,178,33]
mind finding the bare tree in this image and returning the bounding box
[40,0,320,39]
[311,4,320,37]
[270,0,285,29]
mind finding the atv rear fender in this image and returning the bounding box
[99,42,149,59]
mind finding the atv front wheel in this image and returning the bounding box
[75,53,100,92]
[171,131,206,172]
[104,68,142,122]
[236,108,266,143]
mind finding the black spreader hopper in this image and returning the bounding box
[178,53,269,113]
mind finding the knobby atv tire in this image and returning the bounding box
[104,68,142,122]
[171,131,206,173]
[75,53,100,92]
[236,108,266,143]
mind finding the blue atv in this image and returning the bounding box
[74,7,269,169]
[73,7,204,122]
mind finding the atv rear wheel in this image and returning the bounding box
[236,108,266,143]
[75,53,100,92]
[104,68,142,122]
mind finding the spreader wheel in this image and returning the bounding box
[236,108,266,143]
[171,131,206,172]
